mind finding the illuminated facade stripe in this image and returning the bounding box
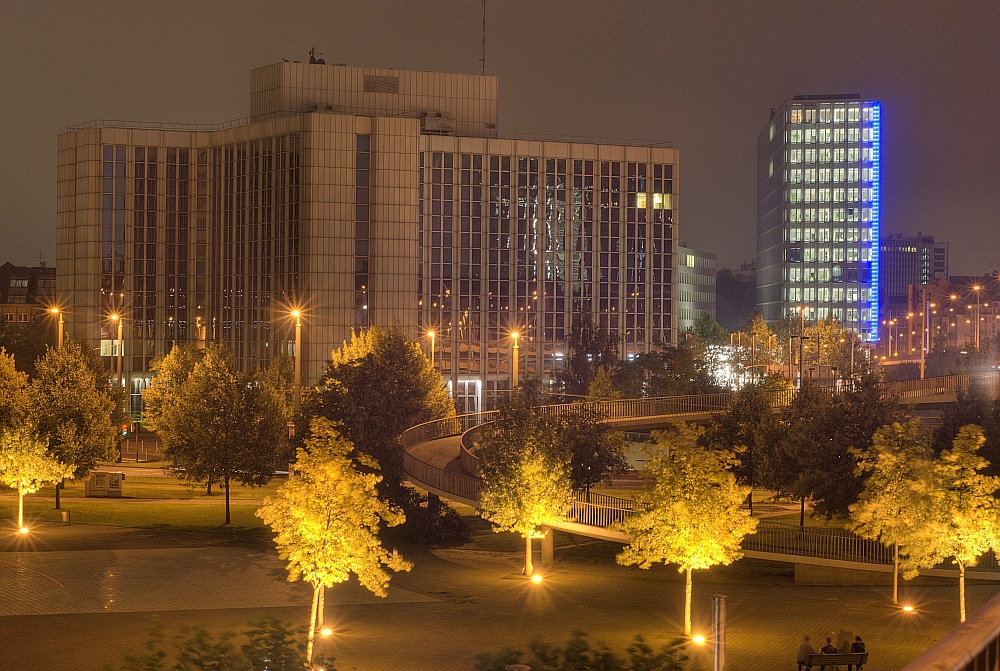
[868,102,881,342]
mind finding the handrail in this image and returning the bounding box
[400,371,1000,568]
[901,590,1000,671]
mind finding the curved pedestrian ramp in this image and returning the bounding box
[401,371,1000,577]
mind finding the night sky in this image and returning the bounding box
[2,0,997,274]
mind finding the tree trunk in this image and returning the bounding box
[224,475,231,525]
[306,582,321,664]
[748,488,753,516]
[959,562,966,623]
[684,565,693,637]
[893,543,899,605]
[206,480,212,495]
[799,496,805,531]
[18,490,24,529]
[525,535,534,577]
[55,478,63,510]
[317,586,325,629]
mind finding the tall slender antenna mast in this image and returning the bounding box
[480,0,486,75]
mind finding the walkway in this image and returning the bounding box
[1,522,997,671]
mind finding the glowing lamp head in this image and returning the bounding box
[320,627,333,637]
[531,573,543,584]
[291,309,300,318]
[50,307,59,315]
[19,526,29,534]
[110,313,120,322]
[902,604,915,612]
[691,634,706,646]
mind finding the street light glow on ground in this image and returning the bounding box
[691,634,707,645]
[531,574,543,584]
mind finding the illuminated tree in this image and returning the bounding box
[257,418,411,664]
[0,428,73,528]
[850,420,935,604]
[912,425,1000,622]
[478,386,574,577]
[616,421,757,636]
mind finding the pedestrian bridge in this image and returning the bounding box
[400,371,1000,577]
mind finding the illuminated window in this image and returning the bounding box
[789,209,803,223]
[818,188,830,202]
[833,228,845,242]
[846,227,859,242]
[818,228,831,242]
[789,149,802,164]
[847,248,860,262]
[804,209,817,223]
[819,169,831,182]
[819,128,832,143]
[820,108,832,123]
[848,106,860,122]
[833,188,845,202]
[805,149,817,163]
[833,248,846,262]
[848,148,860,162]
[790,169,802,183]
[819,149,831,163]
[803,189,814,203]
[818,208,831,222]
[804,169,817,183]
[789,227,802,242]
[818,248,831,262]
[789,267,802,281]
[652,193,671,209]
[789,189,802,203]
[805,109,816,123]
[805,129,817,143]
[833,168,845,182]
[832,208,845,222]
[791,108,803,123]
[834,107,846,123]
[790,129,802,143]
[833,128,846,142]
[804,248,817,262]
[636,192,647,208]
[848,128,860,142]
[848,168,859,181]
[804,227,817,242]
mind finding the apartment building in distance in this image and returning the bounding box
[57,59,679,413]
[756,94,881,341]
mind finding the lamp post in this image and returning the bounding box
[428,329,436,369]
[797,307,805,389]
[50,307,64,348]
[920,289,934,380]
[511,331,520,390]
[973,284,982,350]
[291,310,302,414]
[110,313,124,388]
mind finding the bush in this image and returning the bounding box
[475,630,689,671]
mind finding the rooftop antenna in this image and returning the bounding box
[480,0,486,75]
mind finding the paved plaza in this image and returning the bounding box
[1,522,997,670]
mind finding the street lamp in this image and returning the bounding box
[50,307,64,348]
[109,313,124,388]
[973,285,982,350]
[511,331,520,389]
[291,309,302,414]
[427,329,436,370]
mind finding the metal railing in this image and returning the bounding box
[901,590,1000,671]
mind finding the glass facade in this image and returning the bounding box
[60,62,678,415]
[756,95,881,341]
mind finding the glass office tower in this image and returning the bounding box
[756,94,881,341]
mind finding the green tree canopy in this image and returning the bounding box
[29,339,125,478]
[616,421,757,635]
[691,312,727,346]
[850,419,935,603]
[0,348,28,430]
[257,418,411,664]
[560,316,619,396]
[144,344,289,523]
[307,325,454,497]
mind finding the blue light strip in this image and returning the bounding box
[868,102,881,342]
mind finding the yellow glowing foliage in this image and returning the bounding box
[257,419,412,596]
[616,421,757,571]
[479,429,574,540]
[0,428,74,496]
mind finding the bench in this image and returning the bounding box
[801,652,868,670]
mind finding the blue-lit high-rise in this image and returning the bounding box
[756,94,881,341]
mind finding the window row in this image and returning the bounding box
[788,147,875,164]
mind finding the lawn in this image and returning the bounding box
[0,470,287,531]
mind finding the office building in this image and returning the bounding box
[57,60,679,413]
[756,94,881,341]
[677,244,716,333]
[881,232,948,315]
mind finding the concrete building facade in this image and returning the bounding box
[58,61,678,413]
